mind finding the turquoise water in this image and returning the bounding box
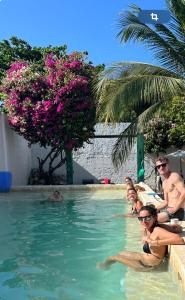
[0,191,183,300]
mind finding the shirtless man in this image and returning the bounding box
[155,156,185,222]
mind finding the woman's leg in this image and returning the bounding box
[97,251,162,271]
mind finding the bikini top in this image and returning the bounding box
[131,200,140,215]
[143,222,162,254]
[143,242,151,254]
[131,206,138,215]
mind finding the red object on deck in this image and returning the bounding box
[104,178,110,184]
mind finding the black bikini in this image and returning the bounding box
[143,242,151,254]
[143,222,167,259]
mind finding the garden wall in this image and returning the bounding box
[1,112,183,187]
[31,124,138,184]
[0,112,32,185]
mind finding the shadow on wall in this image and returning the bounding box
[73,161,99,184]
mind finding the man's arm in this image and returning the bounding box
[167,173,185,213]
[155,190,168,211]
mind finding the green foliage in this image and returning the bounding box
[96,0,185,166]
[144,118,171,155]
[144,96,185,154]
[0,36,67,82]
[166,96,185,147]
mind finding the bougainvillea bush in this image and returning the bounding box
[1,52,97,183]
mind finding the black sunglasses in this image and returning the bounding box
[138,215,152,222]
[155,163,167,170]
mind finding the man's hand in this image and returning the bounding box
[167,207,176,214]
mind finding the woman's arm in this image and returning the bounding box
[149,227,185,246]
[136,200,143,211]
[159,223,183,233]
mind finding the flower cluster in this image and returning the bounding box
[1,53,96,150]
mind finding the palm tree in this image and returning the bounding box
[96,0,185,168]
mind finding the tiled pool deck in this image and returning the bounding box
[8,184,185,293]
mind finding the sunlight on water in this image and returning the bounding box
[0,191,183,300]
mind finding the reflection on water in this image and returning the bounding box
[0,190,183,300]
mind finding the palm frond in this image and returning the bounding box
[112,102,162,168]
[116,5,185,74]
[137,102,164,132]
[112,121,138,168]
[167,0,185,30]
[96,62,185,122]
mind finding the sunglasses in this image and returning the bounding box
[138,215,152,222]
[155,163,167,170]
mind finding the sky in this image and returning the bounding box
[0,0,167,66]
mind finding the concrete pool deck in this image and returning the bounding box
[5,184,185,293]
[10,184,125,191]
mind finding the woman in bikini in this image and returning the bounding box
[98,205,184,271]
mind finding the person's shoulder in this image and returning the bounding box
[170,172,183,182]
[153,225,167,234]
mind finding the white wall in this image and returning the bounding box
[0,113,32,186]
[1,113,184,187]
[30,124,138,184]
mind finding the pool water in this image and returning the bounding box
[0,191,183,300]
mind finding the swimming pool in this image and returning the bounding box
[0,190,183,300]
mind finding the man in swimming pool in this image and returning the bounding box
[155,156,185,222]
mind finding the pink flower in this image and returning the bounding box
[10,117,19,125]
[7,62,28,79]
[43,100,52,111]
[69,61,82,70]
[63,62,70,69]
[45,54,55,68]
[57,102,64,113]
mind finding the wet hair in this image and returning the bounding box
[125,176,132,181]
[155,156,169,164]
[53,191,60,195]
[139,205,157,217]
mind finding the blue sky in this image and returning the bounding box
[0,0,167,66]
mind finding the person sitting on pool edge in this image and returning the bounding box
[114,188,143,218]
[155,156,185,222]
[97,205,184,271]
[48,191,64,202]
[124,176,145,193]
[128,188,143,215]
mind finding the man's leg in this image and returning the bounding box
[157,211,169,223]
